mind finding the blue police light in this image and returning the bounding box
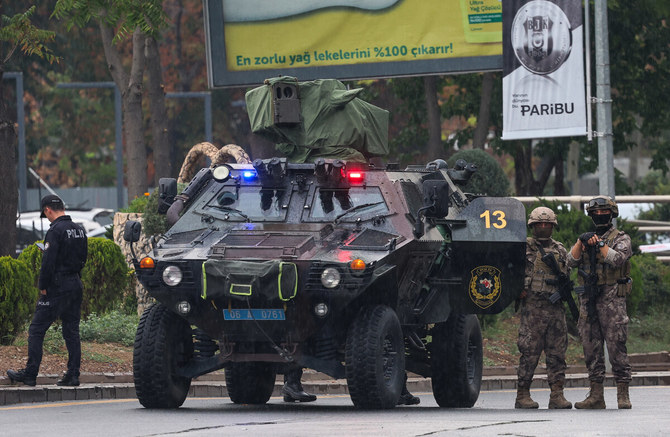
[242,171,257,179]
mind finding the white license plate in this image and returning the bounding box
[223,308,285,321]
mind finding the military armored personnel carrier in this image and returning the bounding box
[124,77,526,410]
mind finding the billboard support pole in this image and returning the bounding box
[594,0,615,198]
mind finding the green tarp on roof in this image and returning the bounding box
[245,76,389,163]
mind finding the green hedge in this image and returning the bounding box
[0,256,39,345]
[15,238,131,319]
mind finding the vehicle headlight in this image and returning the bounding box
[320,267,341,289]
[162,265,183,286]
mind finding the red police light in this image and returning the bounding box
[348,171,364,182]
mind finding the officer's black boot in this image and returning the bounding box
[282,368,316,403]
[57,373,80,386]
[7,369,37,387]
[397,373,420,405]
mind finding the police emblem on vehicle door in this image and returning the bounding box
[511,0,572,75]
[469,265,502,309]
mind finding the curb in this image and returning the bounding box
[2,370,669,407]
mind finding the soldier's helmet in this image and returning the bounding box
[586,196,619,218]
[527,206,558,226]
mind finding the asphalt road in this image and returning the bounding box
[1,386,668,436]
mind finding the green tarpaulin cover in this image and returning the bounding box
[245,77,389,163]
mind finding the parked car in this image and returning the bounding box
[16,207,113,254]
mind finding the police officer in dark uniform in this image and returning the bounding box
[7,195,88,387]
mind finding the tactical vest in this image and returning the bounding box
[576,228,630,286]
[528,242,561,295]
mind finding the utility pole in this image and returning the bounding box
[594,0,615,198]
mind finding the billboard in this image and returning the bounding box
[204,0,504,88]
[501,0,587,140]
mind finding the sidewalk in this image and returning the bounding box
[2,352,668,407]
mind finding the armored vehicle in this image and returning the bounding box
[124,78,526,410]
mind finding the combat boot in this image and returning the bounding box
[616,382,632,409]
[515,383,539,409]
[6,369,36,387]
[575,381,605,409]
[282,370,316,403]
[548,381,572,409]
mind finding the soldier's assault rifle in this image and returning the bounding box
[576,236,599,322]
[542,252,580,320]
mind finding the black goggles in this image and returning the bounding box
[588,197,609,208]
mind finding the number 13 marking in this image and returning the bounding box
[480,210,507,229]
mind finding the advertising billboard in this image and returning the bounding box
[205,0,504,88]
[501,0,587,140]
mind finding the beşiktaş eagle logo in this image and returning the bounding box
[510,0,572,75]
[469,265,502,309]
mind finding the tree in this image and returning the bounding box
[52,0,168,200]
[0,6,58,257]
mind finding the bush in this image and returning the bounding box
[0,256,39,345]
[81,238,132,317]
[141,188,169,237]
[17,243,42,288]
[630,254,670,315]
[447,149,510,197]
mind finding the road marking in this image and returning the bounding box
[0,399,137,411]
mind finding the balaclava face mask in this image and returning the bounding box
[532,224,553,241]
[592,212,613,235]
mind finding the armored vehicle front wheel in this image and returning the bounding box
[430,314,483,408]
[345,305,405,409]
[225,362,277,404]
[133,303,193,408]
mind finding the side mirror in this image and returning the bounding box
[123,220,142,243]
[422,180,450,218]
[158,178,178,214]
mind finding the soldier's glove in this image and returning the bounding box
[579,232,596,245]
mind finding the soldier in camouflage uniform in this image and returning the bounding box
[568,196,633,409]
[515,207,572,409]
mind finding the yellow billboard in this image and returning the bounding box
[205,0,503,87]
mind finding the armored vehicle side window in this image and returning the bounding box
[307,187,389,221]
[203,186,290,221]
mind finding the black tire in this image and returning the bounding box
[133,303,193,408]
[345,305,405,409]
[431,314,483,408]
[225,362,277,404]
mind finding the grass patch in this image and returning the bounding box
[80,311,139,346]
[628,310,670,354]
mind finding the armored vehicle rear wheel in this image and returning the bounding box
[345,305,405,409]
[133,303,193,408]
[430,314,483,408]
[225,362,277,404]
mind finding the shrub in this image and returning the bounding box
[17,243,42,288]
[447,149,510,197]
[141,188,169,237]
[630,254,670,315]
[0,256,39,345]
[81,238,132,317]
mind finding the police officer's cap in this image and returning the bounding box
[40,194,64,218]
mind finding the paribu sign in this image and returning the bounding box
[204,0,504,88]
